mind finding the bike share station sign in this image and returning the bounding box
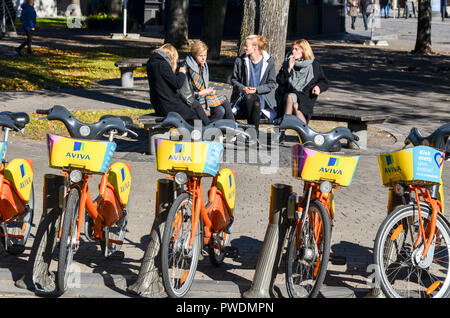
[379,146,444,186]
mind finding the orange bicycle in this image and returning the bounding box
[0,112,34,255]
[36,105,138,295]
[154,135,240,297]
[374,123,450,298]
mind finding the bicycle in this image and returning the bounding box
[36,105,138,295]
[373,123,450,298]
[274,114,360,298]
[151,112,248,298]
[0,112,34,255]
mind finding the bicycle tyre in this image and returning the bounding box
[161,192,201,298]
[286,199,331,298]
[1,183,35,254]
[56,187,80,295]
[374,204,450,298]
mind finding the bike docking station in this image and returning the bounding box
[243,183,294,298]
[15,174,66,294]
[127,178,174,297]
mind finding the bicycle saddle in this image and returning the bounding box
[406,123,450,156]
[153,112,254,139]
[274,114,359,152]
[0,111,30,130]
[36,105,137,140]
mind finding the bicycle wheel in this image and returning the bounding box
[374,204,450,298]
[161,192,201,298]
[56,187,81,295]
[1,183,34,254]
[286,199,331,298]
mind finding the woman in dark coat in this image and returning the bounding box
[146,43,210,125]
[276,39,329,124]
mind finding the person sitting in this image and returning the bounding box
[230,34,277,137]
[146,43,210,125]
[276,39,329,124]
[184,40,235,122]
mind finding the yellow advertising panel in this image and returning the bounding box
[378,146,444,186]
[47,134,116,174]
[155,139,223,176]
[292,145,360,187]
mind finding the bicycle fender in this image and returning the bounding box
[4,158,33,202]
[107,162,132,207]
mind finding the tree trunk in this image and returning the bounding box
[413,0,432,54]
[238,0,257,56]
[258,0,290,71]
[107,0,122,17]
[165,0,190,49]
[201,0,228,60]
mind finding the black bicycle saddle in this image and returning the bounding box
[36,105,137,140]
[0,111,30,130]
[153,112,254,139]
[273,114,359,152]
[406,123,450,154]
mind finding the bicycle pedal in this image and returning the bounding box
[330,254,347,266]
[224,246,239,259]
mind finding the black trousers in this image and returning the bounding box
[237,93,261,132]
[18,30,33,53]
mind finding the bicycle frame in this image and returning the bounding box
[295,182,335,252]
[61,171,125,246]
[183,176,232,249]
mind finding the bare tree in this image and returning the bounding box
[413,0,432,54]
[201,0,228,60]
[258,0,290,71]
[165,0,190,49]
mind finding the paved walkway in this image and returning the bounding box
[0,19,449,299]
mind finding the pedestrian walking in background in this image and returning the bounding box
[16,0,36,56]
[349,0,360,29]
[442,0,448,21]
[184,40,235,122]
[360,0,371,30]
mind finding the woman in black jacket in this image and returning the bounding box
[146,43,210,125]
[276,39,329,124]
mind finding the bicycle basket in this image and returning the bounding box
[155,138,223,177]
[291,145,360,186]
[47,134,116,174]
[378,146,444,187]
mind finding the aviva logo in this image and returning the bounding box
[19,164,32,189]
[66,141,91,160]
[384,155,401,173]
[169,143,192,162]
[319,157,343,175]
[20,164,25,178]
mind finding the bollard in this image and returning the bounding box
[15,174,65,293]
[243,183,293,298]
[127,178,174,297]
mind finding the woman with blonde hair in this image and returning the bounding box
[146,43,210,125]
[230,34,277,137]
[184,40,234,121]
[276,39,329,124]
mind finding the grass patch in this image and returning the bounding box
[15,17,69,30]
[0,47,152,90]
[16,108,152,140]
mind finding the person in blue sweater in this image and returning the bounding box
[16,0,36,56]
